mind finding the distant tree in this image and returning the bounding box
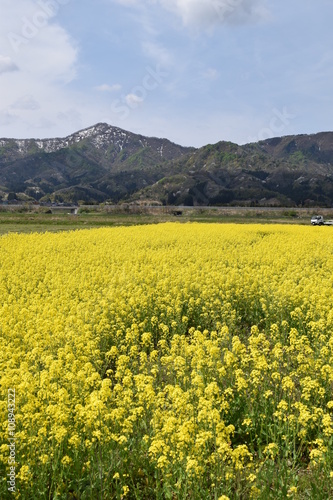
[183,194,194,206]
[167,192,176,205]
[7,192,17,201]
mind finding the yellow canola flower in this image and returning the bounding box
[287,486,298,497]
[0,223,333,497]
[61,455,73,466]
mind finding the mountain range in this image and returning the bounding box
[1,123,333,207]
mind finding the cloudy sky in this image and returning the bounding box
[0,0,332,147]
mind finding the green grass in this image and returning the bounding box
[0,213,172,235]
[0,207,327,235]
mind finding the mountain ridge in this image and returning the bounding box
[1,124,333,206]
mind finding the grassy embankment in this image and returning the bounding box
[0,206,331,235]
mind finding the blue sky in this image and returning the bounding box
[0,0,333,147]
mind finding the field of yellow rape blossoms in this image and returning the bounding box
[1,222,333,499]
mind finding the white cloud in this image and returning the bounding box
[95,83,122,92]
[0,55,18,75]
[160,0,269,27]
[113,0,269,28]
[0,0,80,137]
[125,93,144,107]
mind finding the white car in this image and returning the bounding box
[311,215,324,225]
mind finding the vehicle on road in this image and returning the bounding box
[311,215,333,226]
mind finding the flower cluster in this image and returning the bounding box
[0,223,333,498]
